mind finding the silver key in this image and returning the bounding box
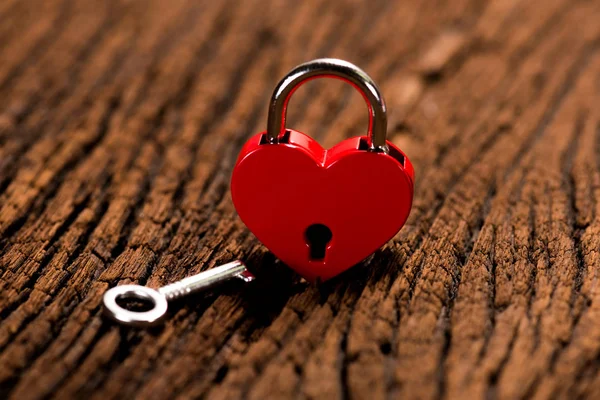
[103,260,255,327]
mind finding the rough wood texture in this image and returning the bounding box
[1,0,600,398]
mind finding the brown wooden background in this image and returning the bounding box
[1,0,600,398]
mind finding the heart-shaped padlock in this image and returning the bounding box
[231,58,414,282]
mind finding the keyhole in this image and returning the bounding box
[305,224,333,261]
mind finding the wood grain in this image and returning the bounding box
[1,0,600,398]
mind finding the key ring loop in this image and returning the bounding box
[103,285,168,327]
[266,58,389,153]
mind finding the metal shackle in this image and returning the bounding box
[266,58,389,153]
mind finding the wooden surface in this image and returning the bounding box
[1,0,600,398]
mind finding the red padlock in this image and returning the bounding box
[231,58,414,282]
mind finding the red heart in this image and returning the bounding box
[231,130,414,282]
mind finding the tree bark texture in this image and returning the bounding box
[1,0,600,398]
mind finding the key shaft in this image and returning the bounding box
[159,260,255,300]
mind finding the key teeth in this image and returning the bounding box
[237,270,256,283]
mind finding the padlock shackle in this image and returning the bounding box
[266,58,388,153]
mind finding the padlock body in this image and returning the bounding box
[231,130,414,282]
